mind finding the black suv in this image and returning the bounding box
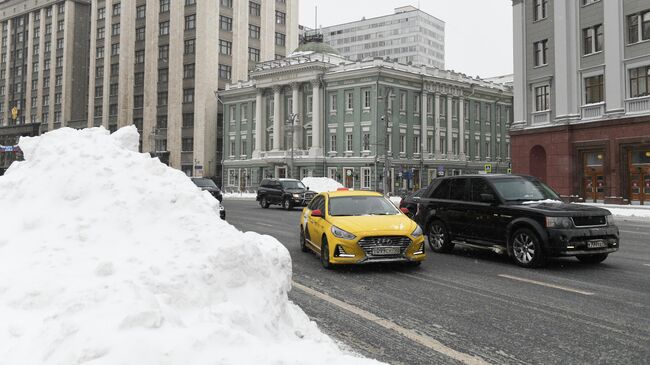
[257,178,315,210]
[191,177,223,202]
[414,174,619,268]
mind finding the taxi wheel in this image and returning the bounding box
[427,220,454,253]
[260,196,270,209]
[320,238,333,270]
[300,228,310,253]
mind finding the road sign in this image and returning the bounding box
[484,163,492,173]
[437,165,445,177]
[507,168,512,174]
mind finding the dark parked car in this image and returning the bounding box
[257,178,315,210]
[191,177,225,220]
[399,188,427,218]
[414,174,619,268]
[192,177,223,203]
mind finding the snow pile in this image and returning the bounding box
[0,127,381,365]
[580,203,650,219]
[301,177,343,193]
[223,192,257,200]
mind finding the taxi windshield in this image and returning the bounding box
[329,196,399,216]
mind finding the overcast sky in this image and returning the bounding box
[298,0,513,78]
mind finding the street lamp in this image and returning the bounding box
[287,113,300,179]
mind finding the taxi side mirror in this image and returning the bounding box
[400,207,410,214]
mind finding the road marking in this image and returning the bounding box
[292,281,490,365]
[498,274,595,296]
[619,229,650,236]
[256,222,276,228]
[643,264,650,267]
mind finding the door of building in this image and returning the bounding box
[343,168,354,188]
[276,166,287,179]
[628,149,650,204]
[582,151,606,202]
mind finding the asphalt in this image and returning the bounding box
[224,199,650,365]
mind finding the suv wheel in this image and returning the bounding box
[282,197,293,210]
[577,253,608,264]
[321,237,333,269]
[510,228,546,268]
[260,196,270,209]
[427,220,454,253]
[300,228,309,253]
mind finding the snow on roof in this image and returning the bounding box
[0,126,382,364]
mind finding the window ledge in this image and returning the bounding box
[533,64,548,69]
[582,50,603,58]
[626,38,650,47]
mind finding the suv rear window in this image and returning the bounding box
[449,178,468,201]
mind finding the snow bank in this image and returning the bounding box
[301,177,343,193]
[0,127,380,365]
[223,192,257,200]
[579,203,650,219]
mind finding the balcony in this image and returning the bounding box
[625,96,650,115]
[531,110,550,125]
[580,102,604,120]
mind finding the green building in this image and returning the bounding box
[219,45,513,193]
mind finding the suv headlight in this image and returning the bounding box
[545,216,573,229]
[331,226,356,240]
[293,193,301,198]
[606,214,615,226]
[411,225,423,238]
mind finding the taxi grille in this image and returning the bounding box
[357,236,411,257]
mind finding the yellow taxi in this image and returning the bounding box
[299,189,426,268]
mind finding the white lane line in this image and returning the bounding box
[292,281,490,365]
[498,274,595,296]
[619,229,650,236]
[256,222,275,228]
[643,264,650,267]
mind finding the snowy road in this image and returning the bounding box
[225,200,650,365]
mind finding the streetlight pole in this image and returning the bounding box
[288,113,299,179]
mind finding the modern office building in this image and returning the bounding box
[511,0,650,204]
[219,43,512,193]
[307,5,445,68]
[0,0,299,183]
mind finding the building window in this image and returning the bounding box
[346,92,353,110]
[414,136,421,154]
[109,104,118,116]
[330,94,337,111]
[136,27,145,41]
[184,39,195,55]
[249,25,260,39]
[112,3,120,16]
[399,134,406,153]
[96,65,104,78]
[220,0,233,8]
[330,134,337,152]
[275,33,286,47]
[158,92,168,106]
[160,0,170,13]
[415,94,421,114]
[158,45,169,60]
[183,113,194,127]
[363,89,371,109]
[219,64,232,80]
[386,133,392,152]
[111,43,119,56]
[534,40,548,67]
[111,63,119,75]
[97,27,105,40]
[629,65,650,98]
[182,138,193,152]
[137,5,146,19]
[346,133,353,151]
[185,0,196,5]
[112,23,120,36]
[135,50,145,64]
[219,39,232,55]
[160,21,169,35]
[220,16,232,31]
[362,132,370,151]
[183,88,194,103]
[96,46,104,59]
[427,136,433,153]
[249,2,261,16]
[110,83,118,96]
[585,75,604,104]
[533,0,548,21]
[276,11,286,25]
[158,68,168,83]
[583,24,603,55]
[400,92,406,111]
[248,47,260,62]
[627,10,650,44]
[485,104,491,122]
[185,15,195,30]
[134,72,144,86]
[534,85,550,111]
[229,140,236,157]
[134,95,143,108]
[361,168,371,189]
[57,20,64,32]
[183,63,195,79]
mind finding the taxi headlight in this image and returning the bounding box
[331,226,356,240]
[545,216,572,229]
[411,225,423,238]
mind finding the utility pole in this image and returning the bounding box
[288,113,299,178]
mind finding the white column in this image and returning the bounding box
[272,85,282,151]
[310,79,322,155]
[446,95,453,156]
[459,97,465,158]
[512,0,527,126]
[604,0,625,114]
[553,0,580,122]
[434,92,441,157]
[291,82,301,149]
[421,92,428,154]
[2,20,10,127]
[254,89,264,157]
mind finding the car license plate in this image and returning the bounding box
[587,239,607,249]
[372,247,401,256]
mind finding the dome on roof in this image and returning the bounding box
[292,41,340,55]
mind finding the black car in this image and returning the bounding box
[192,177,223,203]
[256,178,316,210]
[399,188,427,218]
[414,174,619,268]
